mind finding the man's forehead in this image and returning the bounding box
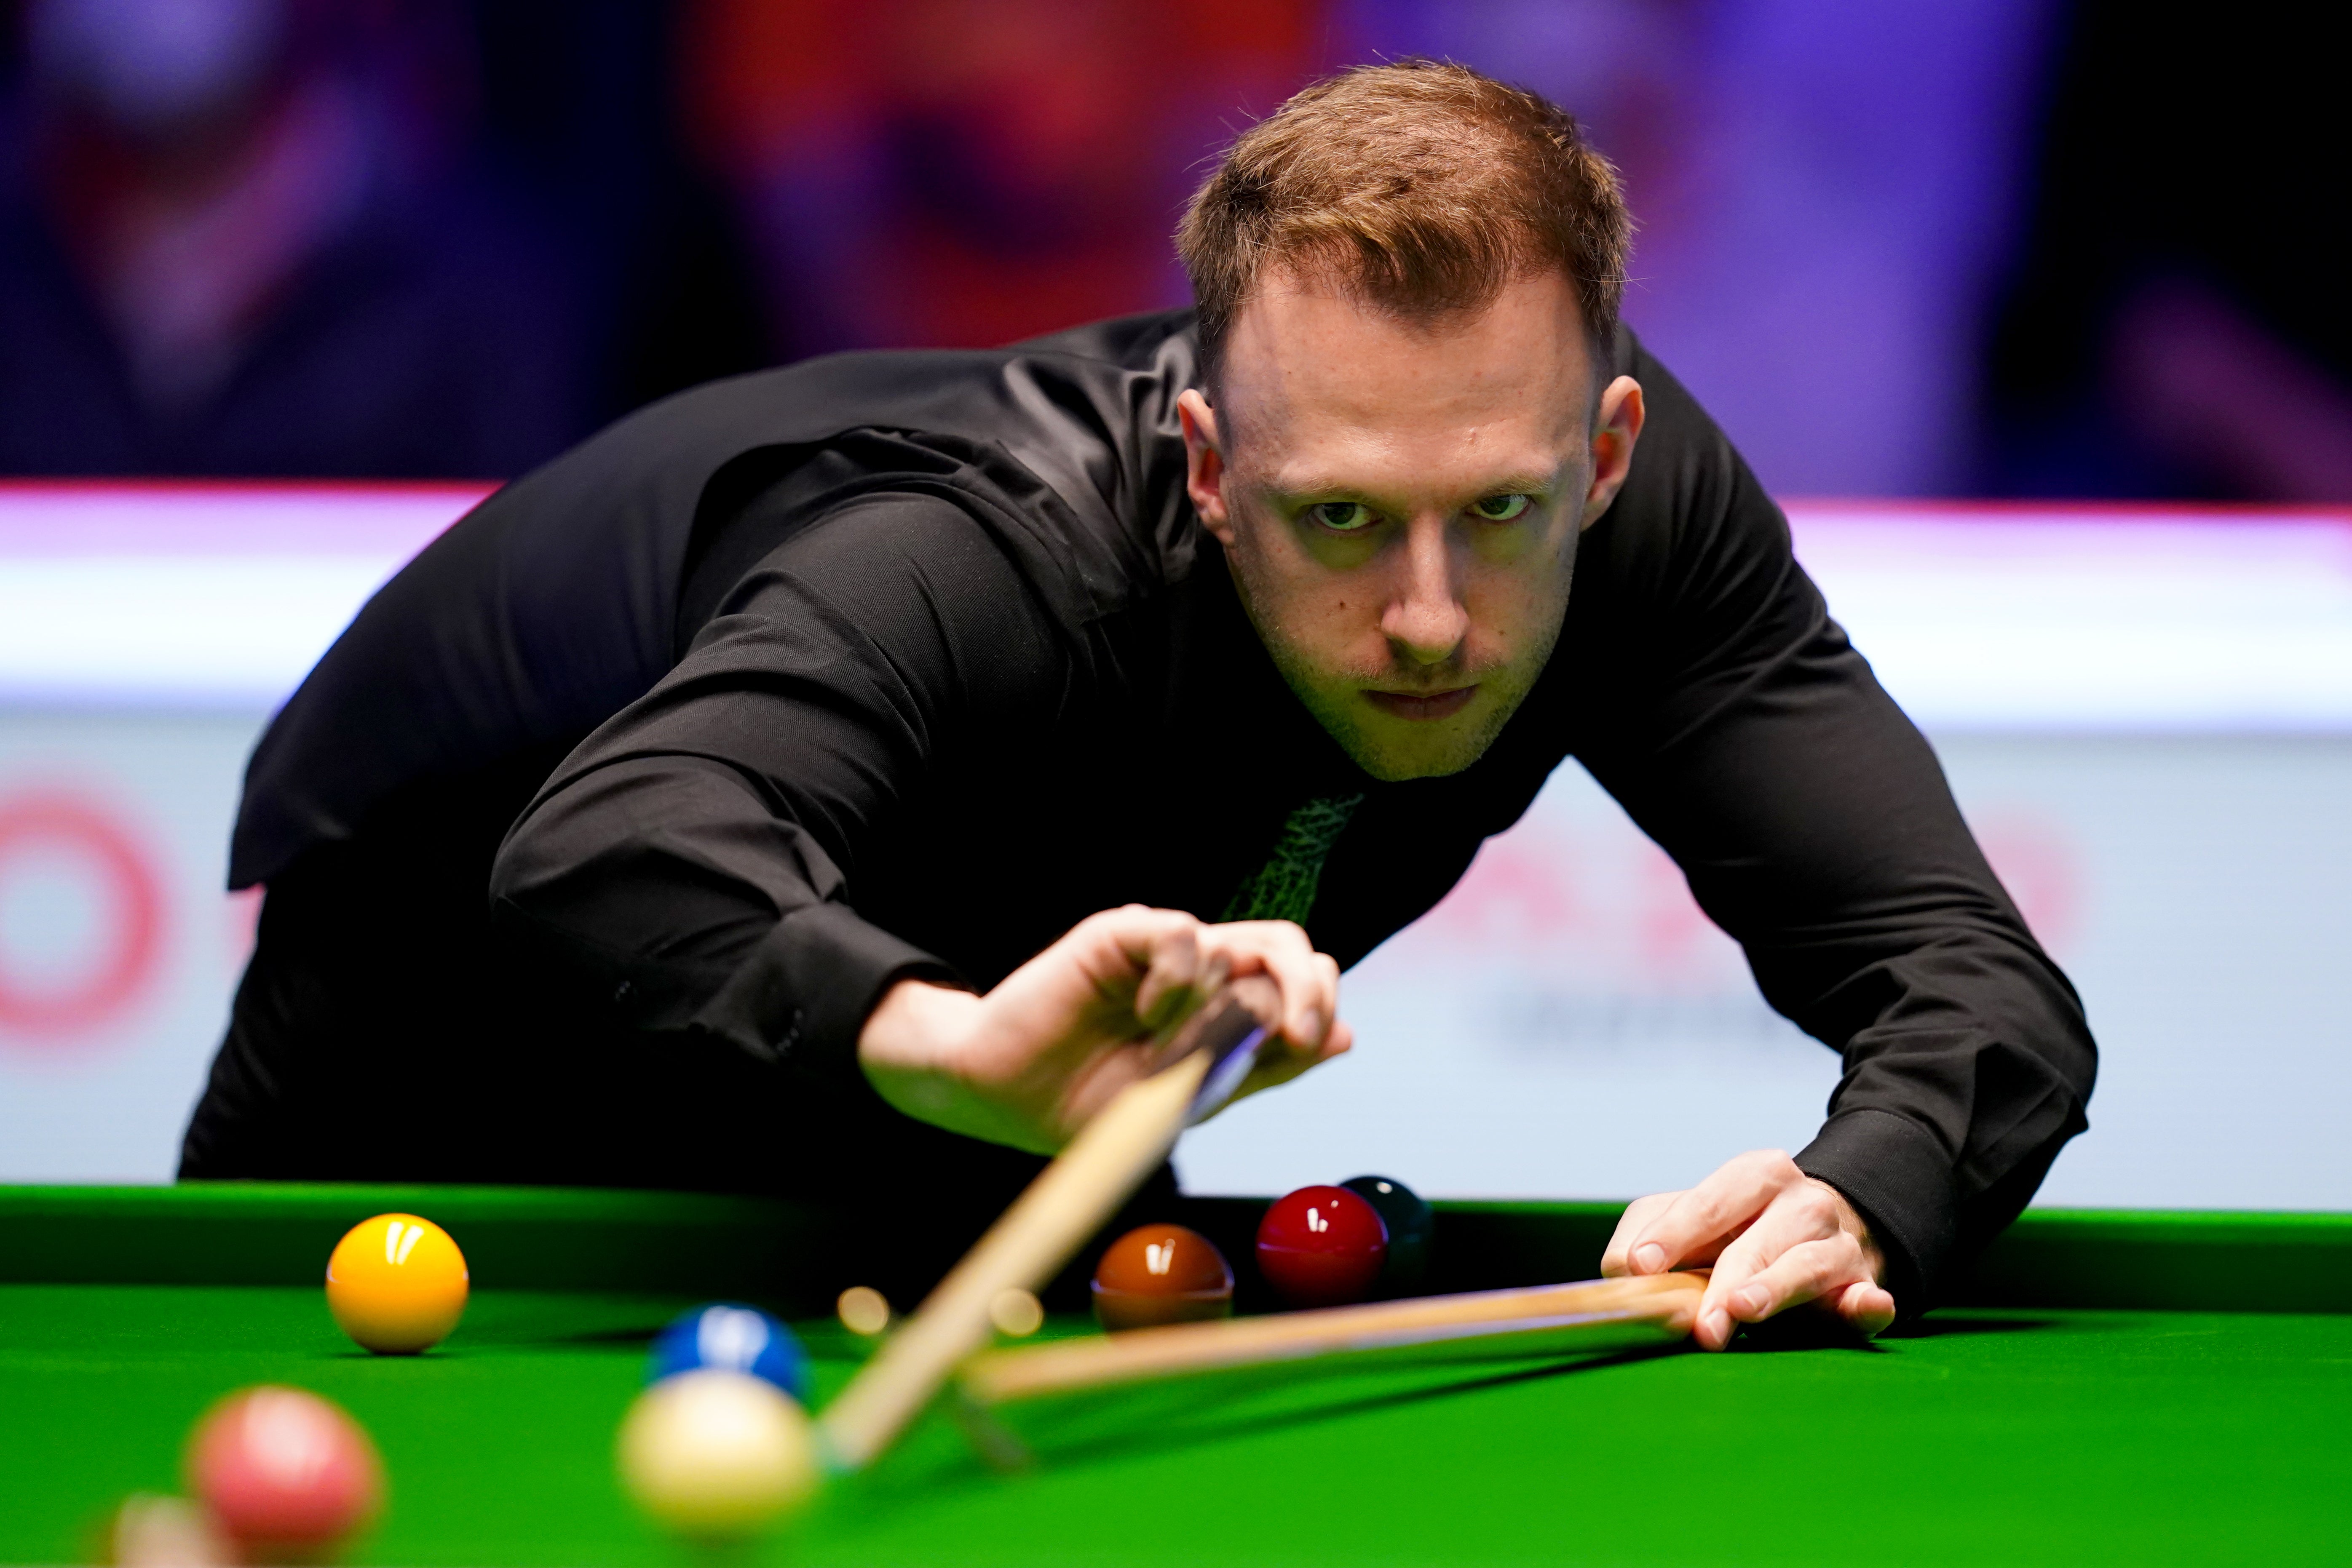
[1215,269,1596,449]
[1259,443,1567,500]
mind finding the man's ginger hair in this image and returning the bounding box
[1179,60,1630,393]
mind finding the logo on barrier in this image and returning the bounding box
[0,790,165,1040]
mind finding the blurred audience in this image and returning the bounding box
[1985,3,2352,501]
[0,0,2342,498]
[680,0,1324,358]
[1342,0,2055,499]
[466,0,768,429]
[0,0,587,477]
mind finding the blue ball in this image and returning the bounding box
[647,1304,811,1405]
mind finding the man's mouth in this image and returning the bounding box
[1363,686,1477,721]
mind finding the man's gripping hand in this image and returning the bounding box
[1600,1150,1898,1350]
[856,905,1347,1154]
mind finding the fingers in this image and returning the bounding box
[1600,1193,1678,1277]
[1688,1177,1891,1350]
[1199,920,1342,1053]
[1834,1279,1900,1338]
[1098,911,1340,1057]
[1081,906,1231,1042]
[1129,915,1207,1031]
[1715,1237,1861,1331]
[1699,1238,1892,1349]
[1055,908,1346,1098]
[1696,1181,1836,1346]
[1622,1149,1804,1277]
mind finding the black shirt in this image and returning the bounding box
[187,311,2094,1306]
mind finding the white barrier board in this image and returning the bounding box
[1,486,2347,1206]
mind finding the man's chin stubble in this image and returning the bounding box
[1324,691,1520,781]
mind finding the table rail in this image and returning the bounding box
[2,1184,2345,1313]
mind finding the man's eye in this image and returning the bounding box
[1308,502,1377,532]
[1471,494,1534,522]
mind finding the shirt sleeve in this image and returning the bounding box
[487,488,1071,1095]
[1572,351,2097,1308]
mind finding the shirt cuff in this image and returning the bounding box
[689,901,963,1094]
[1794,1107,1957,1313]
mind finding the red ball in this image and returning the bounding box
[186,1386,383,1561]
[1256,1185,1388,1308]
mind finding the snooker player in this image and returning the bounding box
[181,63,2095,1348]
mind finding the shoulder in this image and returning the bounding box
[592,308,1205,601]
[506,307,1198,495]
[1005,310,1201,372]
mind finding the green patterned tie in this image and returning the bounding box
[1221,794,1365,926]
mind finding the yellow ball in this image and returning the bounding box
[325,1213,469,1354]
[617,1369,820,1540]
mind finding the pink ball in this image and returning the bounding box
[1256,1184,1389,1308]
[186,1386,383,1560]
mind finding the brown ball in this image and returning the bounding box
[1091,1224,1235,1332]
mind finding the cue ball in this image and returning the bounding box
[1256,1186,1387,1308]
[1341,1175,1434,1294]
[648,1304,813,1404]
[1091,1223,1234,1331]
[185,1386,383,1562]
[617,1369,820,1539]
[325,1213,468,1354]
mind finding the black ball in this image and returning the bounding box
[1341,1175,1433,1295]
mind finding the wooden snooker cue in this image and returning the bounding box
[815,979,1279,1472]
[958,1271,1709,1408]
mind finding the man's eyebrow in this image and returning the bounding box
[1264,469,1562,502]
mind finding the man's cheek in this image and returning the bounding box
[1475,573,1564,658]
[1457,594,1518,666]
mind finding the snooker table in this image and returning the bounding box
[3,1183,2348,1567]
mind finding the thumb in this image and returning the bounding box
[1835,1279,1898,1338]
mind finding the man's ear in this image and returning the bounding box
[1178,389,1237,546]
[1579,376,1646,530]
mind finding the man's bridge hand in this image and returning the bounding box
[1601,1149,1897,1350]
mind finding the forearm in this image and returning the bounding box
[1795,1012,2090,1306]
[1587,595,2094,1301]
[492,485,1072,1085]
[1776,865,2094,1302]
[490,752,961,1086]
[1581,342,2090,1324]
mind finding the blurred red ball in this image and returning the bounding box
[1256,1185,1388,1308]
[185,1386,383,1561]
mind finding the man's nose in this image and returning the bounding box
[1381,519,1469,667]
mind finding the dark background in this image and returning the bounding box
[0,0,2342,499]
